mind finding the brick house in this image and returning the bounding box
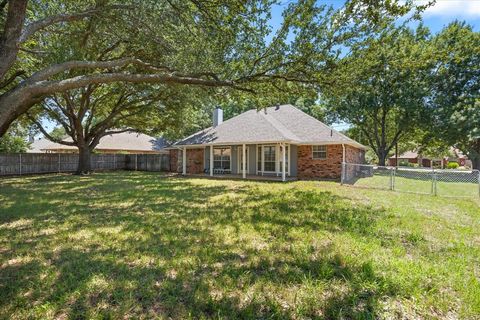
[168,105,366,181]
[388,149,469,168]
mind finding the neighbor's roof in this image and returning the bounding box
[28,132,168,153]
[389,151,419,159]
[173,104,366,149]
[28,137,54,153]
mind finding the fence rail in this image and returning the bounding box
[341,162,480,199]
[0,153,170,176]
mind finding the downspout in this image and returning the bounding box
[341,144,346,184]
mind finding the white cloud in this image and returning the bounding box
[422,0,480,18]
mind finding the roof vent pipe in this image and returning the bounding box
[213,107,223,127]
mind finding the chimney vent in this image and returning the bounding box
[213,107,223,127]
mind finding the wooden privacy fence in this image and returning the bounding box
[0,153,170,176]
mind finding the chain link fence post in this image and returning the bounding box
[19,153,22,175]
[58,153,61,173]
[341,162,345,185]
[432,169,437,196]
[478,170,480,198]
[390,167,395,191]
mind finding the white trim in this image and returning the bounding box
[312,145,327,160]
[281,143,286,182]
[182,147,187,175]
[242,144,247,178]
[256,144,259,175]
[256,144,290,175]
[237,145,250,174]
[261,144,277,174]
[212,146,232,172]
[288,143,291,177]
[209,144,214,176]
[170,140,366,150]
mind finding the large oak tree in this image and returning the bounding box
[323,25,434,165]
[427,23,480,169]
[0,0,431,138]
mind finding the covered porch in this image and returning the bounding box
[179,143,297,182]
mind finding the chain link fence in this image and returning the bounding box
[341,163,480,199]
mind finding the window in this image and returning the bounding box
[263,146,276,171]
[312,145,327,159]
[213,147,231,170]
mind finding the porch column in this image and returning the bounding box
[182,147,186,175]
[281,143,286,182]
[242,143,247,179]
[210,145,214,176]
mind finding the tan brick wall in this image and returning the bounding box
[186,148,204,174]
[297,144,364,180]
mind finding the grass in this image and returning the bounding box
[0,171,479,319]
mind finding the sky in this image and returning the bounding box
[271,0,480,131]
[270,0,480,33]
[39,0,480,134]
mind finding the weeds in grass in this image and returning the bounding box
[0,172,479,319]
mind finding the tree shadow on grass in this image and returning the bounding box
[0,172,402,319]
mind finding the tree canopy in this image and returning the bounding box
[0,0,430,137]
[323,24,433,165]
[426,22,480,168]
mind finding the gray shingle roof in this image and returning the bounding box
[28,132,168,153]
[174,104,366,149]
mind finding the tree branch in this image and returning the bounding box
[27,114,77,146]
[28,58,175,82]
[19,5,133,43]
[30,72,253,95]
[0,69,26,89]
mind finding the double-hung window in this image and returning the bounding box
[213,147,231,170]
[312,145,327,159]
[263,146,276,172]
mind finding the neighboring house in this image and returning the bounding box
[168,104,366,181]
[388,148,469,168]
[28,132,168,154]
[388,151,435,167]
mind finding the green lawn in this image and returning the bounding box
[0,172,479,319]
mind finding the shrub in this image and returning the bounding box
[447,162,459,169]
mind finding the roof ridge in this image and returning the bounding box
[285,104,360,144]
[259,108,300,142]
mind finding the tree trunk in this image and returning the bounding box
[469,139,480,170]
[377,148,387,166]
[0,0,28,80]
[76,146,92,174]
[472,158,480,170]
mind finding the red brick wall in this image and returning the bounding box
[186,148,204,174]
[168,148,204,173]
[297,144,364,180]
[345,145,365,164]
[169,149,178,172]
[389,158,432,167]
